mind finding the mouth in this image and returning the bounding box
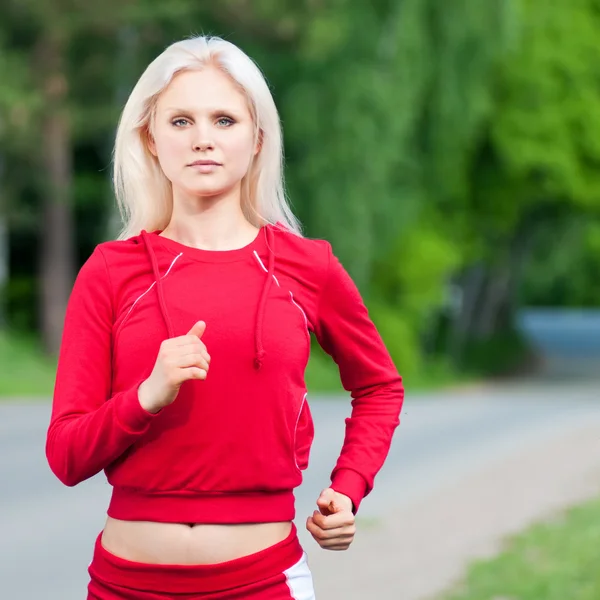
[188,160,222,167]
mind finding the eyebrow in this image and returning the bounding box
[164,107,242,117]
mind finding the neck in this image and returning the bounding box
[162,185,261,251]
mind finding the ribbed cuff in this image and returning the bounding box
[330,469,368,514]
[114,382,158,434]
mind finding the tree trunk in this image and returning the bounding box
[472,221,536,339]
[0,153,7,330]
[472,267,511,339]
[105,25,139,241]
[447,263,487,365]
[37,31,75,356]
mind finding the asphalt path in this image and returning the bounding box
[1,379,600,599]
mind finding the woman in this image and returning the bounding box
[46,35,404,599]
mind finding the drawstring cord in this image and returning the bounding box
[139,225,275,370]
[254,225,274,370]
[140,230,175,339]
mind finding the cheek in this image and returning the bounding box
[224,133,256,173]
[155,132,187,173]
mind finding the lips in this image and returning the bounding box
[189,160,221,167]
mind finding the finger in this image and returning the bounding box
[187,320,206,338]
[310,525,355,542]
[322,542,352,551]
[316,489,339,513]
[313,526,355,544]
[181,367,207,381]
[171,342,211,363]
[174,353,210,371]
[306,517,323,539]
[311,510,355,530]
[306,519,354,542]
[175,336,209,351]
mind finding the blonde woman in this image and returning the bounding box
[46,35,404,600]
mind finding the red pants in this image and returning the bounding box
[87,524,315,599]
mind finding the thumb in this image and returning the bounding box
[317,488,337,515]
[187,320,206,339]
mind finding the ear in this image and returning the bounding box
[254,129,264,156]
[146,127,157,157]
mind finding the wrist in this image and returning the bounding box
[137,380,161,414]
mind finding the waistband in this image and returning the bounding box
[88,523,303,594]
[107,488,296,524]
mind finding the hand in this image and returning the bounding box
[306,488,356,551]
[138,320,211,414]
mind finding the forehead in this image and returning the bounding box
[157,67,250,113]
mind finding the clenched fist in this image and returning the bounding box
[138,320,210,414]
[306,488,356,551]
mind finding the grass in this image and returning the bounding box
[0,330,475,400]
[0,330,57,397]
[439,496,600,600]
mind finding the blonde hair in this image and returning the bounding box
[112,35,301,240]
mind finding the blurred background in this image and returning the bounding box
[1,1,600,599]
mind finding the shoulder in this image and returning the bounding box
[268,223,332,276]
[91,233,150,270]
[74,234,148,292]
[95,233,146,258]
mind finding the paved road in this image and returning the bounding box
[1,380,600,599]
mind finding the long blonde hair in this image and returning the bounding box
[112,35,301,240]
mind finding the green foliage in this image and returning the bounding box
[2,0,600,380]
[492,0,600,209]
[523,218,600,307]
[462,328,534,377]
[0,330,57,396]
[375,221,462,321]
[368,303,422,378]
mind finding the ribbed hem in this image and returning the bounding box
[89,523,302,594]
[107,488,296,524]
[330,468,368,513]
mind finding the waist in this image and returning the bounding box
[101,517,293,565]
[90,522,304,594]
[108,487,296,524]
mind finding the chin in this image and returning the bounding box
[174,178,241,201]
[188,185,234,200]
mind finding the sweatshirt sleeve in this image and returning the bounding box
[46,246,158,487]
[313,243,404,513]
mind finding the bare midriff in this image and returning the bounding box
[101,517,293,565]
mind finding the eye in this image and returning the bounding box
[172,118,190,127]
[216,116,235,127]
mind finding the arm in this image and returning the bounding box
[314,243,404,513]
[46,246,158,487]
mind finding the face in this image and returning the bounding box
[148,66,259,201]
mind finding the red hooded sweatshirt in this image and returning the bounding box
[46,223,403,524]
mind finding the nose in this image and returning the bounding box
[192,121,214,152]
[193,139,214,152]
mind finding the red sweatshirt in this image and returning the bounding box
[46,223,403,524]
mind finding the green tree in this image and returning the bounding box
[454,0,600,354]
